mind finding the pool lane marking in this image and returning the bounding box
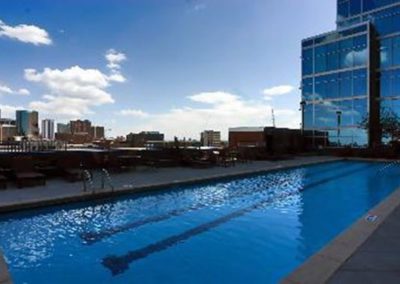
[80,161,353,244]
[101,164,375,276]
[102,190,298,276]
[81,172,293,244]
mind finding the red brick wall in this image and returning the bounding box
[229,131,265,148]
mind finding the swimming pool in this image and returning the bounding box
[0,160,399,283]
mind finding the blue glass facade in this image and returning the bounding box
[302,0,400,147]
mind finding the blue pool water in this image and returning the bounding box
[1,160,400,283]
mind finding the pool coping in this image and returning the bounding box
[281,178,400,283]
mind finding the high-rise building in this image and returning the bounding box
[70,119,91,134]
[41,119,55,140]
[301,0,400,148]
[16,110,39,138]
[0,125,17,142]
[90,126,105,140]
[200,130,221,147]
[57,123,71,134]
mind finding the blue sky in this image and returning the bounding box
[0,0,336,139]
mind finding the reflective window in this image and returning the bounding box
[363,0,394,13]
[340,100,353,126]
[353,69,367,96]
[302,78,313,101]
[394,37,400,66]
[314,101,339,128]
[368,6,400,36]
[380,71,392,97]
[302,48,313,75]
[380,69,400,98]
[339,38,354,68]
[339,71,352,98]
[338,0,349,20]
[326,42,339,70]
[353,99,367,125]
[349,0,361,16]
[315,45,327,73]
[380,38,392,69]
[353,35,367,66]
[326,74,339,99]
[393,69,400,96]
[304,104,314,129]
[379,35,400,69]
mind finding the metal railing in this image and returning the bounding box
[0,140,67,152]
[82,170,94,192]
[101,168,114,192]
[82,168,115,193]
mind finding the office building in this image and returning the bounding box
[0,125,17,142]
[200,130,221,147]
[301,0,400,148]
[16,110,39,138]
[90,126,105,140]
[57,123,71,134]
[229,127,266,148]
[41,119,55,140]
[70,119,91,134]
[126,131,164,147]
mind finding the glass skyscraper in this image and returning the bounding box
[16,110,39,138]
[301,0,400,148]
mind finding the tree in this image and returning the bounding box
[360,108,400,142]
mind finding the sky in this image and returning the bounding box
[0,0,336,140]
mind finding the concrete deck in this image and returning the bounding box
[328,192,400,284]
[282,178,400,284]
[0,156,339,213]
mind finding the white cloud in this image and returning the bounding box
[0,83,30,96]
[262,85,295,97]
[188,91,239,104]
[105,49,127,70]
[25,65,122,119]
[0,85,13,94]
[0,104,24,118]
[17,88,30,96]
[116,91,299,140]
[0,19,52,45]
[118,109,149,118]
[105,49,127,83]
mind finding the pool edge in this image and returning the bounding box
[0,157,341,214]
[281,182,400,284]
[0,250,12,284]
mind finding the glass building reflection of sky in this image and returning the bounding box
[302,0,400,147]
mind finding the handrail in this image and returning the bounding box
[82,170,94,192]
[101,168,115,192]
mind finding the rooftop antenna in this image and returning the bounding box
[271,108,276,127]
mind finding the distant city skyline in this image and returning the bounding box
[0,0,336,139]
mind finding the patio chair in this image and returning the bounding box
[11,156,46,188]
[56,156,83,182]
[0,174,7,189]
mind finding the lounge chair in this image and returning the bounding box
[0,174,7,189]
[56,157,83,182]
[11,156,46,188]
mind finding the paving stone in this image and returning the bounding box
[329,270,400,284]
